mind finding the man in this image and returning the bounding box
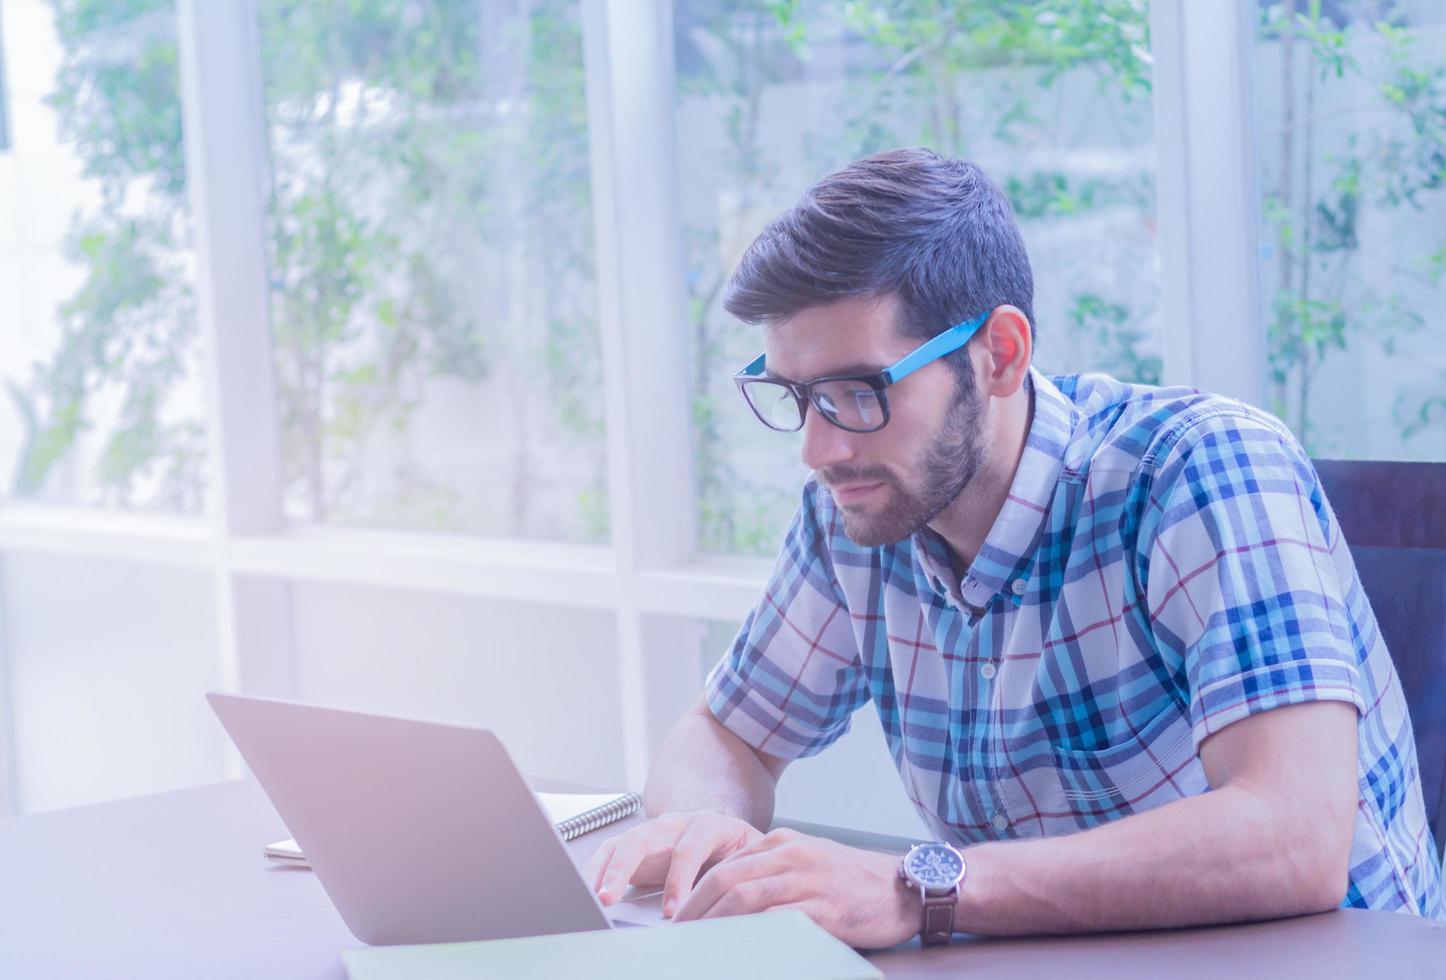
[581,148,1444,948]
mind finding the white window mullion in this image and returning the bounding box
[1151,0,1267,407]
[176,0,294,709]
[583,0,700,786]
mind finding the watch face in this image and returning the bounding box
[904,843,964,889]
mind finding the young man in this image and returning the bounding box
[581,148,1444,948]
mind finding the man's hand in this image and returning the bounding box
[673,827,921,950]
[581,811,764,916]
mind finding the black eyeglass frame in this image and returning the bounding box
[732,310,991,434]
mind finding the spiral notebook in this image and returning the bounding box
[263,790,641,866]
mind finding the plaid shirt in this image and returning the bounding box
[707,369,1443,919]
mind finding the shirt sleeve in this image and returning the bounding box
[704,481,870,761]
[1140,412,1366,751]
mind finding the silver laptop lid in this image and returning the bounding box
[207,692,612,945]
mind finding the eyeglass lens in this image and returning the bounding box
[743,379,885,432]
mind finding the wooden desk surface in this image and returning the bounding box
[0,780,1441,979]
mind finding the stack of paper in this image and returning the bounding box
[341,909,881,980]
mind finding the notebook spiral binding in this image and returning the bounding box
[555,792,643,841]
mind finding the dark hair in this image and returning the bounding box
[723,148,1035,376]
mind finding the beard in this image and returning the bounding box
[818,387,986,548]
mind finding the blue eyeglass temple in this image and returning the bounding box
[738,310,990,381]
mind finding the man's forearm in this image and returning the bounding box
[953,785,1348,935]
[642,707,780,830]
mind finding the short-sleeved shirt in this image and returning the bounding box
[706,369,1443,918]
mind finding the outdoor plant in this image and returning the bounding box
[6,0,1442,550]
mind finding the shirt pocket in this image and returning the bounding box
[1050,703,1208,825]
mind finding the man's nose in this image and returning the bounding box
[800,406,855,472]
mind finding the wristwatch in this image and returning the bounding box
[898,841,966,944]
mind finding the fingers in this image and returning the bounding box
[673,847,789,922]
[594,829,662,905]
[700,873,792,920]
[660,814,768,915]
[726,824,800,860]
[584,812,765,910]
[581,837,620,893]
[660,822,717,917]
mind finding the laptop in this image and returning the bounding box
[206,692,665,946]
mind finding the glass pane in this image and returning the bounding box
[1,553,226,813]
[1254,1,1446,460]
[0,0,206,513]
[258,0,607,540]
[676,1,1160,555]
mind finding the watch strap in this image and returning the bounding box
[920,888,957,944]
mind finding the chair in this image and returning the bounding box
[1313,459,1446,859]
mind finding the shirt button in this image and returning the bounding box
[980,662,998,680]
[1010,578,1027,596]
[992,813,1010,832]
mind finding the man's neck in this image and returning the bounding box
[928,380,1035,572]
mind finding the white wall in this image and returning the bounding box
[773,707,931,839]
[0,552,228,812]
[698,621,930,838]
[291,583,627,790]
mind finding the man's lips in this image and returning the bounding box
[828,481,885,504]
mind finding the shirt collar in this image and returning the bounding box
[914,369,1079,609]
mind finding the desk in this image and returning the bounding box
[0,780,1441,979]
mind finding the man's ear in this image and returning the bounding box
[975,305,1032,398]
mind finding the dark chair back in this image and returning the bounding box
[1314,459,1446,858]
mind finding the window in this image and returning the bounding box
[0,0,205,513]
[1254,0,1446,460]
[7,2,1432,826]
[674,0,1160,555]
[257,0,607,540]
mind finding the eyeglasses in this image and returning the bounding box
[733,310,990,433]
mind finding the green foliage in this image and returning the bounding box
[840,0,1150,149]
[1402,393,1446,440]
[1292,0,1355,80]
[1067,293,1160,385]
[678,0,1158,555]
[1259,2,1446,453]
[46,0,187,193]
[19,0,1441,539]
[10,0,201,510]
[257,0,601,531]
[16,0,605,535]
[1004,171,1149,219]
